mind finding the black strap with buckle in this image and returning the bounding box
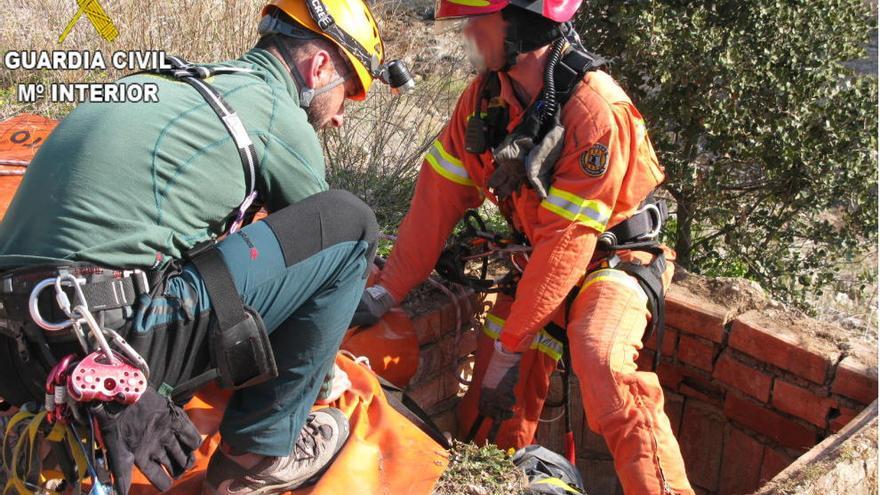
[170,243,278,402]
[598,198,669,251]
[616,256,667,370]
[150,56,261,232]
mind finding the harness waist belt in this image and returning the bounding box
[599,199,668,250]
[0,265,150,322]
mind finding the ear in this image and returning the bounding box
[302,50,335,89]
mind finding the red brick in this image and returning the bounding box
[409,289,479,345]
[724,393,818,450]
[678,401,725,490]
[831,355,879,405]
[729,312,836,384]
[576,458,622,495]
[410,309,444,345]
[829,405,860,433]
[719,427,765,495]
[713,351,773,402]
[645,328,678,356]
[678,335,716,371]
[760,447,794,483]
[636,348,656,371]
[771,380,835,428]
[657,362,686,389]
[406,369,459,409]
[410,327,477,386]
[679,374,726,408]
[664,390,685,436]
[581,425,612,457]
[665,286,729,342]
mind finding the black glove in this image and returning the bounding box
[350,285,396,327]
[478,342,522,421]
[91,388,202,495]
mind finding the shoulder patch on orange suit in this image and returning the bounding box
[580,143,609,177]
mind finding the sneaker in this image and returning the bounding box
[204,408,350,495]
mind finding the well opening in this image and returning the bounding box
[402,275,878,495]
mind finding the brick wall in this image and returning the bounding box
[401,282,878,495]
[403,287,483,433]
[534,284,879,495]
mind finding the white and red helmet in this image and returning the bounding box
[434,0,582,23]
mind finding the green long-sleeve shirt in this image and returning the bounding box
[0,48,326,269]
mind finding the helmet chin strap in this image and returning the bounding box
[289,63,346,108]
[500,6,568,71]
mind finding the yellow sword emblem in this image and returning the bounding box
[58,0,119,43]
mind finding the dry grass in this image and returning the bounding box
[1,0,265,119]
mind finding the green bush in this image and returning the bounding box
[576,0,878,306]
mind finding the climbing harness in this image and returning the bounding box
[0,269,155,494]
[596,196,670,370]
[150,56,261,235]
[166,242,277,403]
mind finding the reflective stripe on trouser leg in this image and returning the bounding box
[567,270,694,495]
[456,294,560,450]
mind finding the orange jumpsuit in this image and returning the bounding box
[379,68,694,495]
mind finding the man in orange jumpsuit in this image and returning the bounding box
[352,1,694,493]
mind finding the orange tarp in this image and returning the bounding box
[131,354,448,494]
[341,309,420,388]
[0,114,58,219]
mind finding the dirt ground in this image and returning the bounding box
[674,269,868,356]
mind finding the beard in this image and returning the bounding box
[464,35,488,73]
[305,93,335,131]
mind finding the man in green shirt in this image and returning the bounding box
[0,1,408,493]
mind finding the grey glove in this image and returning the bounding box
[489,134,533,200]
[350,285,396,327]
[479,341,522,421]
[524,123,566,199]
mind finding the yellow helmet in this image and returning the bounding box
[260,0,388,101]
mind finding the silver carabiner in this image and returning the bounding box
[28,278,82,332]
[54,273,89,317]
[102,327,150,379]
[72,304,118,365]
[634,203,663,241]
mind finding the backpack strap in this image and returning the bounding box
[553,47,603,107]
[153,56,260,234]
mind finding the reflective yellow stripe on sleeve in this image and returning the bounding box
[541,186,611,232]
[426,139,474,186]
[482,313,564,361]
[579,268,647,302]
[482,313,504,340]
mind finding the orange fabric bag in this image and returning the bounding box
[340,264,421,388]
[131,353,448,494]
[341,308,420,388]
[0,114,58,219]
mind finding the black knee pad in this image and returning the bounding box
[264,190,378,269]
